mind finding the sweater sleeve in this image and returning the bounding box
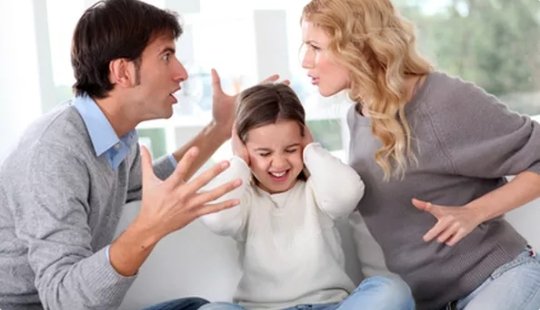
[152,152,177,181]
[126,143,142,202]
[13,143,134,310]
[429,77,540,178]
[199,156,251,240]
[303,143,365,219]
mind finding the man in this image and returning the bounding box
[0,0,279,309]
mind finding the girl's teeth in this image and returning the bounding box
[270,171,286,177]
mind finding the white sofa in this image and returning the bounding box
[117,197,540,309]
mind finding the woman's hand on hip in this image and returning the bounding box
[412,198,483,246]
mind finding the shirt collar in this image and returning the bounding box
[74,94,137,169]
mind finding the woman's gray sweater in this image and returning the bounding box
[347,72,540,309]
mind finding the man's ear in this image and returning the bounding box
[108,58,137,88]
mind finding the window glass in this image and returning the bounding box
[37,0,540,160]
[396,0,540,115]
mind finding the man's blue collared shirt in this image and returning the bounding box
[74,95,137,170]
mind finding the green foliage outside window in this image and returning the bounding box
[397,0,540,114]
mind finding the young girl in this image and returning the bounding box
[199,83,414,310]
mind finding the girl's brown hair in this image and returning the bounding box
[235,83,306,143]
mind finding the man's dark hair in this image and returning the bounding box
[71,0,182,98]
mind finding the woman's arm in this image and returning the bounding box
[413,76,540,246]
[413,171,540,246]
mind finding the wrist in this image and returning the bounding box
[206,120,231,142]
[129,214,163,247]
[109,220,159,276]
[464,202,490,225]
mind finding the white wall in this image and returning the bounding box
[506,199,540,249]
[505,148,540,251]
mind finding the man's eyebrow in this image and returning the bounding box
[161,47,176,54]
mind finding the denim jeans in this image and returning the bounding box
[143,297,209,310]
[199,275,415,310]
[447,246,540,310]
[332,275,415,310]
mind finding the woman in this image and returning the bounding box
[300,0,540,309]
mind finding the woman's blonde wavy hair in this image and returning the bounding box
[302,0,432,180]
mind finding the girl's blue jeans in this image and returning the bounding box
[199,275,415,310]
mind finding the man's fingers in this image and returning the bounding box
[140,145,155,183]
[196,199,241,217]
[211,68,223,95]
[259,74,280,84]
[180,160,233,194]
[200,179,242,203]
[190,178,242,207]
[168,147,199,187]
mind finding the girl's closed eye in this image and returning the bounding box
[286,148,299,154]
